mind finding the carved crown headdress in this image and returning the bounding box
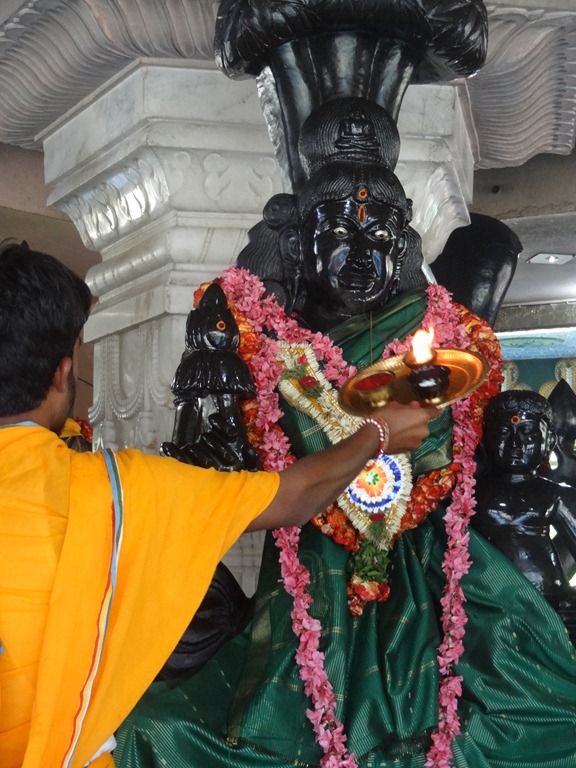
[297,98,411,223]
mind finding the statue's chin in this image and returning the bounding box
[298,297,374,333]
[297,301,348,333]
[297,278,397,332]
[338,288,394,317]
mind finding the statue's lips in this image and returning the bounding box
[336,272,377,292]
[504,450,526,461]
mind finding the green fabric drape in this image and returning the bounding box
[281,290,453,474]
[115,292,576,768]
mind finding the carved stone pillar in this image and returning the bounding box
[394,83,475,265]
[41,61,281,453]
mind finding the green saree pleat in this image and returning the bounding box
[114,292,576,768]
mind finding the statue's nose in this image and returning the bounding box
[207,330,227,349]
[508,431,524,451]
[346,235,373,265]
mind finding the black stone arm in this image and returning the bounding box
[161,413,261,473]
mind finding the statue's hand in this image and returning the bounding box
[161,413,261,472]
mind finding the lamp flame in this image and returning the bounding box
[411,328,435,364]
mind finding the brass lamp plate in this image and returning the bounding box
[338,349,490,416]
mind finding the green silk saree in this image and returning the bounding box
[115,291,576,768]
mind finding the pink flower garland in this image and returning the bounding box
[274,525,358,768]
[387,285,502,766]
[220,267,355,472]
[217,269,494,768]
[386,284,500,766]
[419,288,477,767]
[220,267,358,765]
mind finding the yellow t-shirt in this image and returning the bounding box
[0,424,279,768]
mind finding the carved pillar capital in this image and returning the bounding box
[470,4,576,168]
[37,62,280,459]
[42,62,281,324]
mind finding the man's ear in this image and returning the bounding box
[52,357,73,394]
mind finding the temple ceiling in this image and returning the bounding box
[0,0,574,169]
[0,0,575,313]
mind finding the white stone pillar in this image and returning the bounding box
[41,60,282,453]
[396,83,475,266]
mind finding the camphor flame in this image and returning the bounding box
[411,328,435,364]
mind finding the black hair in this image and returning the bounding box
[484,389,553,427]
[0,242,92,416]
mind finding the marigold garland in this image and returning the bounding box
[194,269,503,768]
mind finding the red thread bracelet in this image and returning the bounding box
[361,416,389,458]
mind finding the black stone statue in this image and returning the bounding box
[543,379,576,579]
[545,378,576,487]
[157,282,260,680]
[472,390,576,644]
[430,213,521,327]
[160,96,523,680]
[161,282,260,472]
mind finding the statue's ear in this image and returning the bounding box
[278,225,301,268]
[263,193,298,230]
[396,231,408,257]
[546,425,557,456]
[279,224,307,314]
[405,198,413,225]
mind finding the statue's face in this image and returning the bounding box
[485,409,550,473]
[301,198,405,328]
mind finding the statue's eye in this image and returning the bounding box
[216,320,226,331]
[333,225,349,239]
[373,228,392,241]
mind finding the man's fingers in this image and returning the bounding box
[370,400,441,454]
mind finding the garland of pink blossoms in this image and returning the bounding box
[385,284,502,767]
[219,267,357,766]
[212,268,502,768]
[219,267,355,472]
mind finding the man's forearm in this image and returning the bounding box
[248,401,438,531]
[278,421,384,523]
